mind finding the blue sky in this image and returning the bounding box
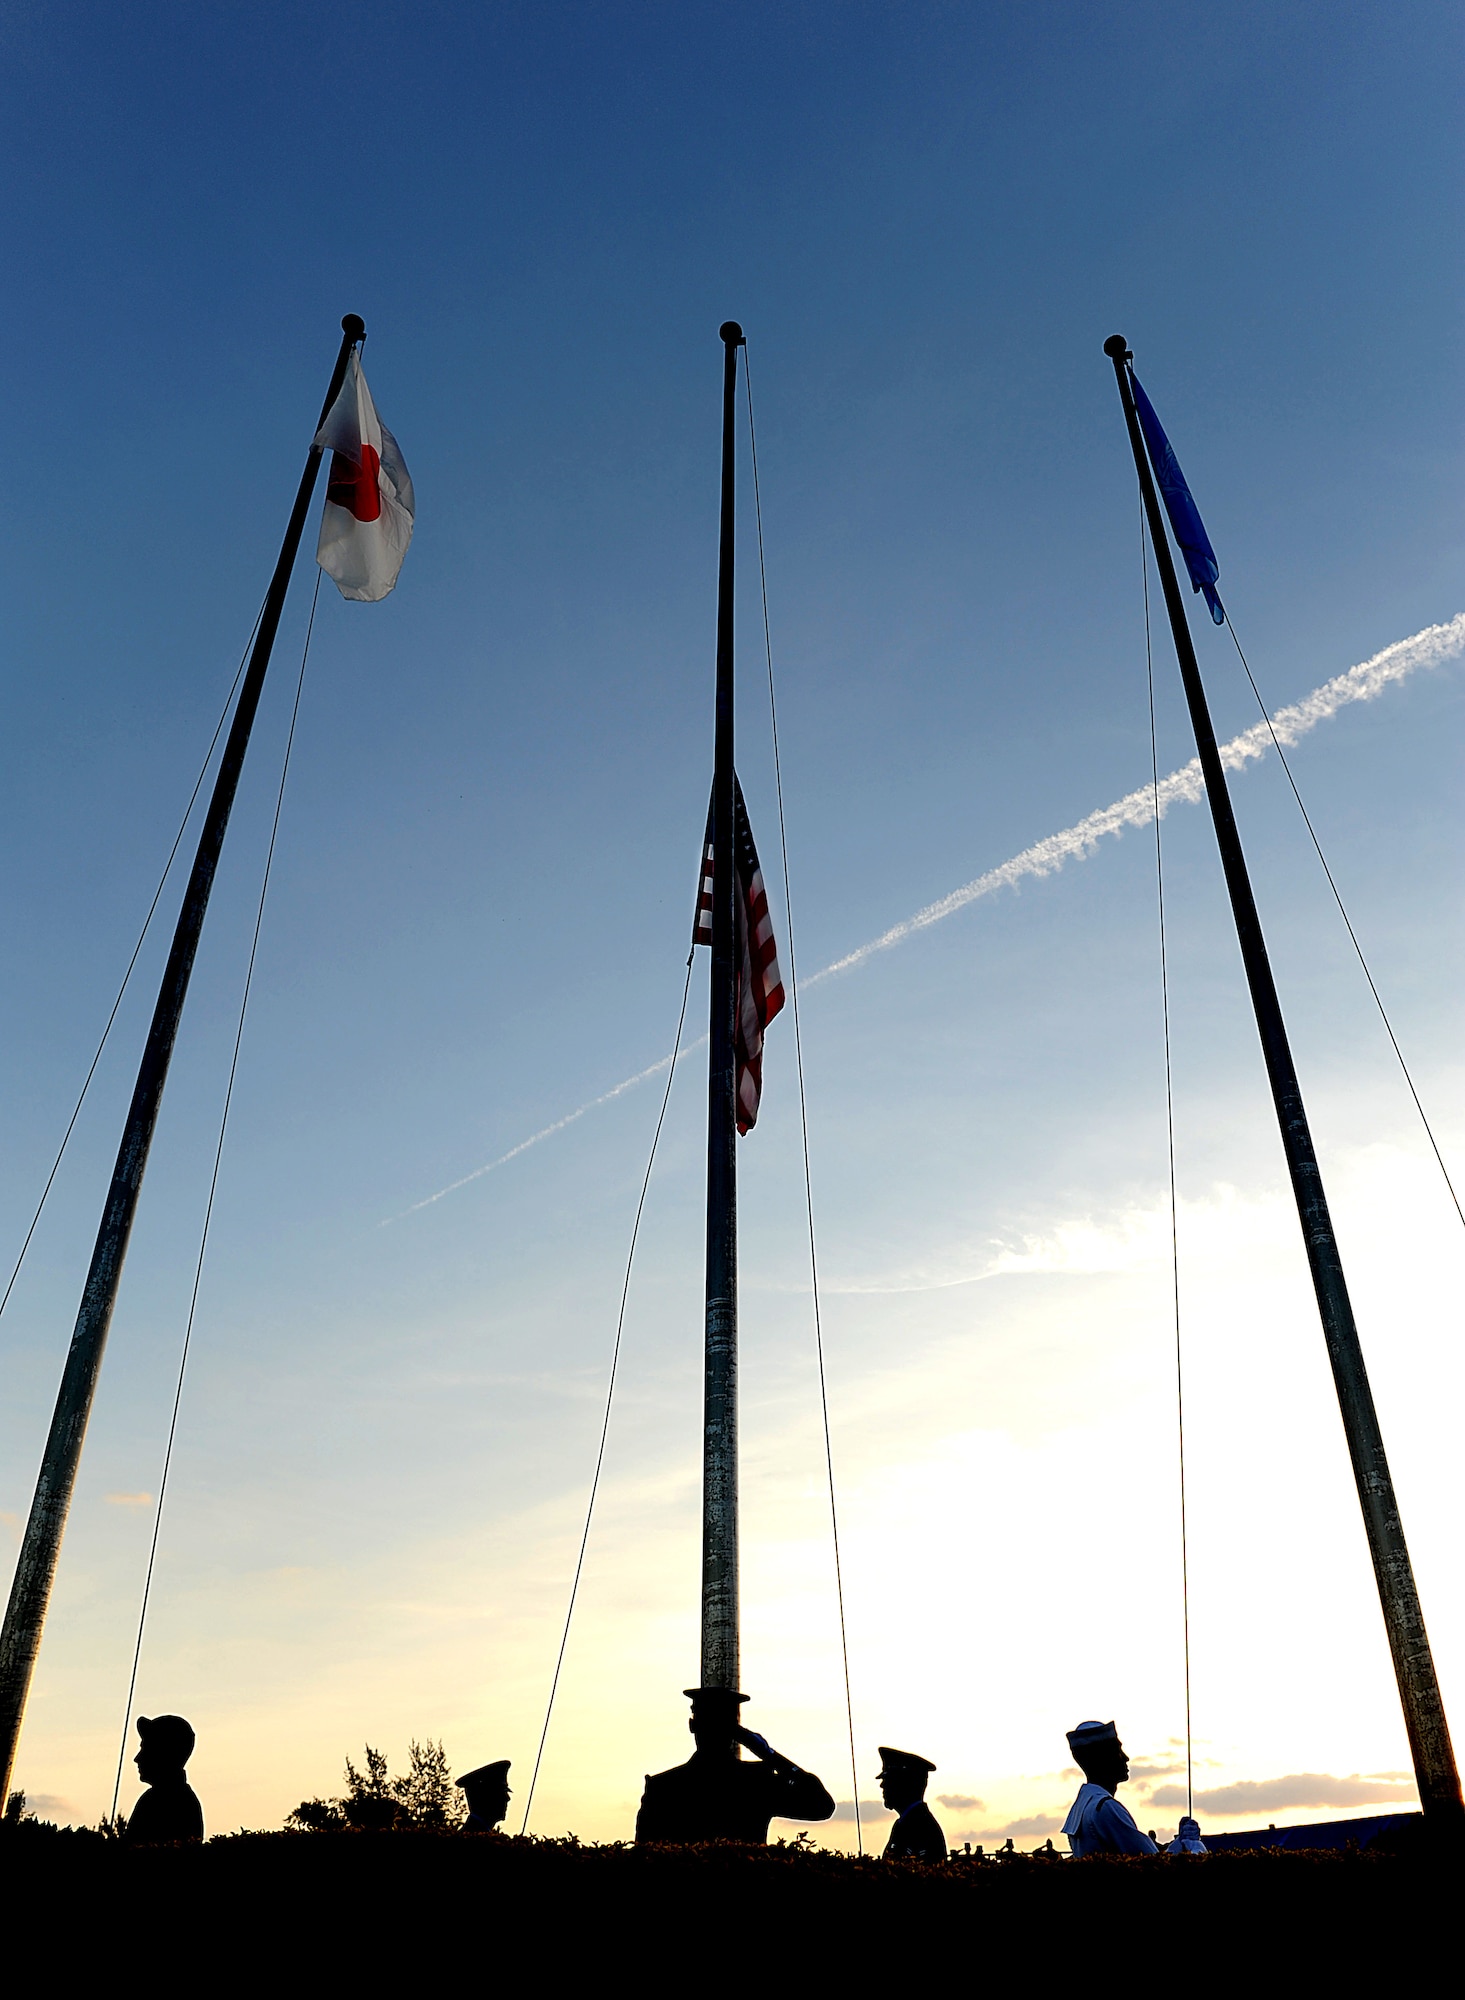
[1,1,1462,1840]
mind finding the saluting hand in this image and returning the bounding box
[735,1727,778,1762]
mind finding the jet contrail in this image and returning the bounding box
[385,1043,705,1220]
[812,614,1465,982]
[392,615,1463,1218]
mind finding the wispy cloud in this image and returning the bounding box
[821,1201,1184,1297]
[1150,1772,1417,1815]
[1128,1758,1186,1786]
[820,1181,1288,1298]
[18,1793,69,1819]
[394,616,1464,1218]
[965,1811,1063,1840]
[105,1492,152,1509]
[936,1792,985,1811]
[829,1798,890,1820]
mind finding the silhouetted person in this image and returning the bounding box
[877,1745,946,1861]
[124,1714,204,1844]
[1167,1814,1207,1854]
[456,1759,511,1832]
[1061,1720,1157,1857]
[636,1688,836,1843]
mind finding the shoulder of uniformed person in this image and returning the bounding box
[888,1802,943,1856]
[642,1762,694,1792]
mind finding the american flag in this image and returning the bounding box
[694,777,785,1134]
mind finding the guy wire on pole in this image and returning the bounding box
[0,316,365,1803]
[1104,332,1462,1831]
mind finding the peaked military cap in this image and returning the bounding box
[1066,1719,1119,1756]
[878,1746,936,1773]
[683,1687,750,1704]
[136,1714,195,1763]
[455,1759,511,1788]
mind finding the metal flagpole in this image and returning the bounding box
[0,314,365,1804]
[1104,333,1463,1832]
[701,320,745,1693]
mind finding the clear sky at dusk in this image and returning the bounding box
[1,1,1462,1844]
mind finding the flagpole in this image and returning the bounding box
[0,314,365,1804]
[701,320,745,1694]
[1104,333,1463,1832]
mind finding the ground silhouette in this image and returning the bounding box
[0,1819,1446,1979]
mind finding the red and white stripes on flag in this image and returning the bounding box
[694,778,785,1134]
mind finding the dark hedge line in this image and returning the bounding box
[4,1827,1450,1976]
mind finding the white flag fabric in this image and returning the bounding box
[314,354,414,602]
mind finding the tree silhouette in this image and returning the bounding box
[289,1739,467,1833]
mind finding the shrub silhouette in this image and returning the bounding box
[288,1739,466,1833]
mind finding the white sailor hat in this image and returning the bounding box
[1066,1719,1120,1756]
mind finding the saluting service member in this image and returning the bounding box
[877,1745,947,1862]
[123,1714,205,1843]
[1061,1719,1158,1857]
[456,1759,511,1832]
[636,1688,836,1844]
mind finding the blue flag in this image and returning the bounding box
[1130,371,1225,625]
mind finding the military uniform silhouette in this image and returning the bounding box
[877,1745,946,1862]
[636,1688,835,1844]
[456,1758,511,1832]
[124,1714,204,1844]
[884,1797,946,1860]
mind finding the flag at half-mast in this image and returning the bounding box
[694,777,785,1134]
[314,353,415,601]
[1129,368,1225,625]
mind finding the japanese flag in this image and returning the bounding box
[314,354,414,602]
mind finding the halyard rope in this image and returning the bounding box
[743,342,863,1855]
[0,604,264,1328]
[519,951,695,1835]
[1222,620,1464,1233]
[1141,504,1194,1820]
[108,574,320,1827]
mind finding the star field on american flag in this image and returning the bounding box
[694,777,785,1133]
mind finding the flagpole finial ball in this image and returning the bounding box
[342,314,366,342]
[1103,333,1131,361]
[719,321,746,347]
